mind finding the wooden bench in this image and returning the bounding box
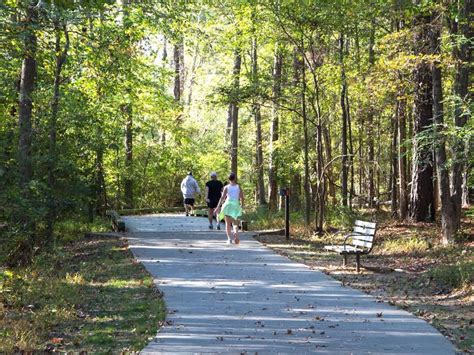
[324,220,376,272]
[106,210,126,232]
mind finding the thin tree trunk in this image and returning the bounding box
[346,93,354,209]
[230,49,241,176]
[124,104,133,209]
[398,97,408,219]
[187,42,200,105]
[18,2,38,192]
[391,109,399,217]
[339,33,349,207]
[46,21,69,241]
[123,0,133,209]
[251,34,266,206]
[301,45,311,226]
[162,37,168,64]
[173,40,184,104]
[367,22,376,208]
[95,146,107,215]
[268,44,282,211]
[323,125,336,205]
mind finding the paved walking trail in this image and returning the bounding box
[123,214,455,354]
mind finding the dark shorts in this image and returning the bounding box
[207,199,219,209]
[184,198,195,206]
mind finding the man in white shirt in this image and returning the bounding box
[180,171,201,216]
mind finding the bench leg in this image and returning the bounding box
[356,254,361,273]
[342,254,347,267]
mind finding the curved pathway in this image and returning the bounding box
[123,214,455,354]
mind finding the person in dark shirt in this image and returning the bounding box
[205,172,224,229]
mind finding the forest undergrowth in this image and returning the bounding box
[251,207,474,352]
[0,219,165,353]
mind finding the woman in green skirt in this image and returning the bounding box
[215,172,244,244]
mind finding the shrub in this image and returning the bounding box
[429,261,473,290]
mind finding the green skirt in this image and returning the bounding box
[218,199,242,220]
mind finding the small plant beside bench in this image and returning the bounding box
[324,220,376,272]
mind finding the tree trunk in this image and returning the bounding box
[46,22,69,241]
[431,14,457,244]
[301,46,311,226]
[391,109,399,217]
[251,35,266,206]
[18,2,38,192]
[409,10,435,222]
[187,42,200,105]
[290,172,302,210]
[268,44,282,211]
[449,0,472,219]
[346,93,354,209]
[323,125,337,205]
[339,33,349,207]
[123,0,133,209]
[124,104,133,209]
[173,40,184,104]
[230,49,241,176]
[95,146,107,216]
[398,97,409,219]
[315,122,324,233]
[367,22,376,208]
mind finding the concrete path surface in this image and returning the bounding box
[123,214,455,354]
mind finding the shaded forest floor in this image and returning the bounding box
[253,212,473,353]
[0,234,165,352]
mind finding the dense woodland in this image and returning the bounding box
[0,0,472,263]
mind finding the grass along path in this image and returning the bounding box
[0,236,165,352]
[254,217,473,353]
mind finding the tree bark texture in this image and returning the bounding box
[18,2,38,191]
[409,11,435,222]
[301,47,311,226]
[268,44,282,211]
[391,109,399,217]
[252,36,266,206]
[173,40,184,104]
[339,33,349,207]
[431,14,458,244]
[230,49,241,176]
[124,104,134,209]
[450,0,472,216]
[398,97,409,219]
[367,22,376,208]
[46,22,69,241]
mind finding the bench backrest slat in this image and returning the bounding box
[354,220,376,229]
[352,234,374,242]
[353,226,376,236]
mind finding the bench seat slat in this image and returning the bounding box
[324,245,365,253]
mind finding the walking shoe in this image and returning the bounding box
[209,224,213,229]
[216,224,221,230]
[185,212,189,217]
[226,239,232,245]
